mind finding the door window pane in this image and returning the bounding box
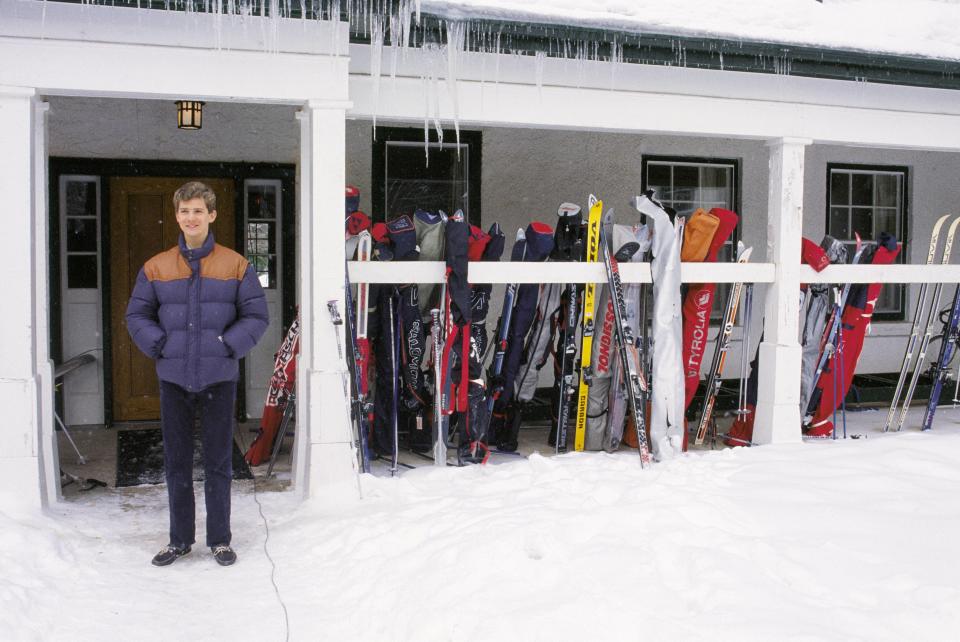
[244,181,281,289]
[67,218,98,252]
[67,255,98,289]
[63,177,100,289]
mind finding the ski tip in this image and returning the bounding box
[515,227,525,241]
[947,214,960,236]
[588,194,598,208]
[738,245,754,262]
[933,213,951,235]
[614,241,641,262]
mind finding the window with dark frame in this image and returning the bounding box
[642,156,741,320]
[63,177,101,289]
[372,127,482,227]
[826,164,908,320]
[244,181,280,289]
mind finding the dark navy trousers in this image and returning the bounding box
[159,380,236,549]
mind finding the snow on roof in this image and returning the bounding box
[419,0,960,62]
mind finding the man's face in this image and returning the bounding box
[175,197,217,246]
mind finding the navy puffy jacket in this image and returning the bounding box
[125,233,269,392]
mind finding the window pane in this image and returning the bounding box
[386,143,469,219]
[647,164,671,194]
[699,166,732,205]
[829,207,850,239]
[830,172,849,206]
[66,181,97,217]
[670,165,699,202]
[875,175,899,208]
[875,283,900,314]
[66,218,98,252]
[851,208,873,238]
[386,178,468,219]
[247,184,278,220]
[851,173,873,206]
[668,202,696,217]
[67,255,98,288]
[875,208,899,236]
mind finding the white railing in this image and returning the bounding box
[800,264,960,284]
[348,261,777,284]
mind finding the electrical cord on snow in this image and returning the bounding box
[252,473,290,642]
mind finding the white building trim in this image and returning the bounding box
[0,85,45,511]
[347,45,960,151]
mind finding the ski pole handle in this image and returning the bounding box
[327,300,343,326]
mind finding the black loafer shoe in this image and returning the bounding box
[151,545,191,567]
[211,545,237,567]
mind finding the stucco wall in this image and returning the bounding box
[47,97,299,162]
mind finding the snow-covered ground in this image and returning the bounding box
[5,407,960,641]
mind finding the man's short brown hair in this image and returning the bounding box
[173,181,217,212]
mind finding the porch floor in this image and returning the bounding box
[57,420,292,499]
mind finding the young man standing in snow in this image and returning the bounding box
[126,182,269,567]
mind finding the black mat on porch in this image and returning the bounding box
[115,428,253,488]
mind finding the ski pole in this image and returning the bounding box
[838,321,847,439]
[953,354,960,407]
[327,300,364,495]
[388,293,400,477]
[737,284,754,416]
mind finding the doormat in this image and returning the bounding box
[116,428,253,488]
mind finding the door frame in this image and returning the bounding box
[49,157,296,426]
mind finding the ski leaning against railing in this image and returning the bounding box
[430,307,447,466]
[694,242,754,446]
[885,213,958,432]
[597,215,651,466]
[327,300,366,490]
[553,205,585,453]
[573,196,603,452]
[802,234,867,427]
[485,229,524,417]
[923,281,960,431]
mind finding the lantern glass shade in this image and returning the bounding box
[175,100,205,130]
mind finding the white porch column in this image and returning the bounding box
[0,86,44,511]
[33,99,58,505]
[753,137,811,444]
[294,100,357,501]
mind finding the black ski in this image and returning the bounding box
[598,223,651,466]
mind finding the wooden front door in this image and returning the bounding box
[109,177,235,421]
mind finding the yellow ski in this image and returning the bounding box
[574,195,603,451]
